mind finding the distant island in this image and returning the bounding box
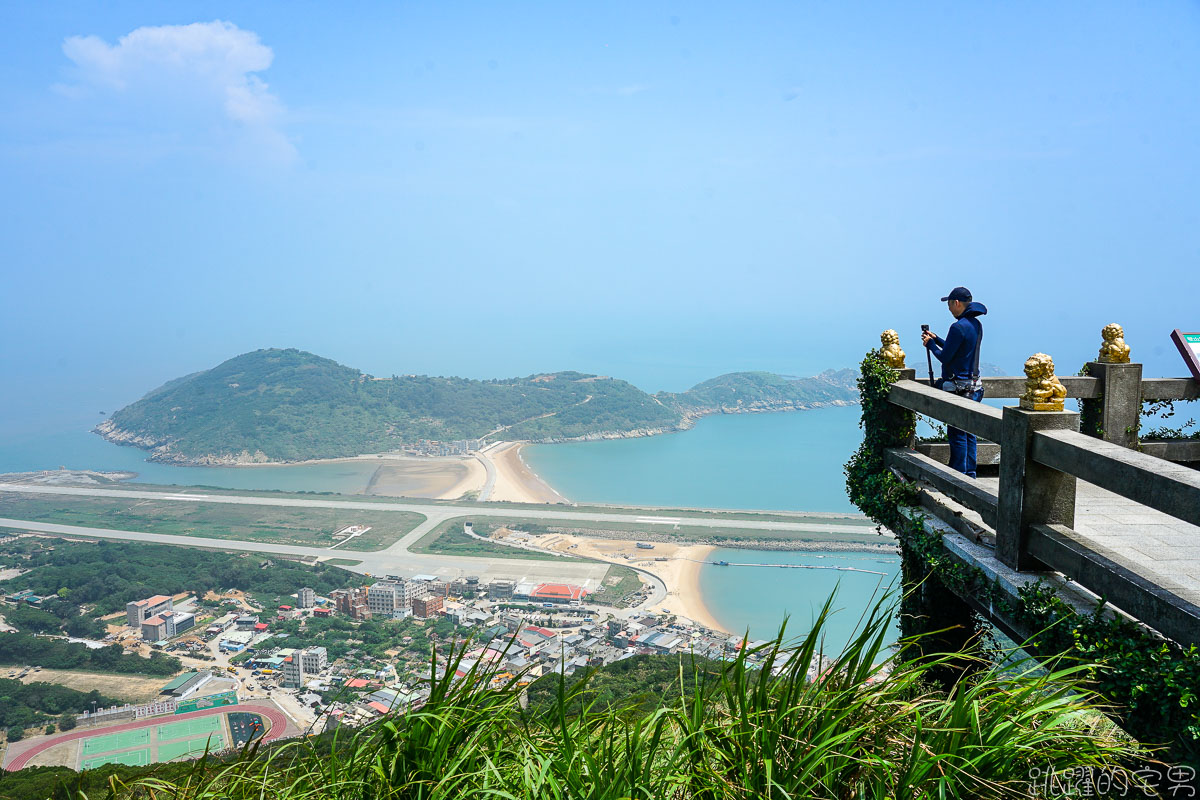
[94,349,858,465]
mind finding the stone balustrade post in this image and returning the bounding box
[889,368,917,449]
[995,406,1080,571]
[1086,361,1143,449]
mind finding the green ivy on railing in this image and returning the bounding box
[844,349,917,524]
[846,349,1200,765]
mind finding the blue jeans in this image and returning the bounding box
[947,388,985,478]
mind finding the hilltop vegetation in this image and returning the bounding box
[0,538,361,619]
[661,368,859,412]
[96,348,857,464]
[0,679,120,736]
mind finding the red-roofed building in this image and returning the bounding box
[345,678,370,689]
[254,623,269,632]
[126,594,173,627]
[366,701,391,715]
[530,583,587,603]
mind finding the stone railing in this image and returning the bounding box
[912,363,1200,466]
[878,348,1200,646]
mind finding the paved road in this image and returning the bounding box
[474,450,498,502]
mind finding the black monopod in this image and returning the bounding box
[920,324,935,386]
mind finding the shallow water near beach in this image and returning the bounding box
[699,548,902,650]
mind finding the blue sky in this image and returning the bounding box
[2,2,1199,432]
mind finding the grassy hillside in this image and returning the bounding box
[96,349,857,464]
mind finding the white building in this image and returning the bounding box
[297,587,316,608]
[300,646,328,673]
[283,646,330,688]
[367,580,429,617]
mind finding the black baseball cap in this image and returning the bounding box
[940,287,972,302]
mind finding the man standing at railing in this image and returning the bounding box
[921,287,988,478]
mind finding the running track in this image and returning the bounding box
[4,703,289,772]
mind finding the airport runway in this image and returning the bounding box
[0,482,878,591]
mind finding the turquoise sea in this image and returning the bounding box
[524,405,863,513]
[0,426,381,494]
[698,548,901,651]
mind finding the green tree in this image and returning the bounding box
[6,725,24,742]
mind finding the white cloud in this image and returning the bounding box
[60,21,294,161]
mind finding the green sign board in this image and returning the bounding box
[175,690,239,715]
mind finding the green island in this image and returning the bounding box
[0,491,424,551]
[94,348,857,464]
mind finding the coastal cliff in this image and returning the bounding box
[95,349,859,465]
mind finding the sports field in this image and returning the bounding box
[158,735,224,762]
[4,703,292,773]
[81,729,151,755]
[81,748,151,770]
[157,716,223,741]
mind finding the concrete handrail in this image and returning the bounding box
[980,375,1100,399]
[1141,378,1200,402]
[976,375,1198,402]
[1032,428,1200,527]
[887,380,1003,441]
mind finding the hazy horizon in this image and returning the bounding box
[3,3,1199,437]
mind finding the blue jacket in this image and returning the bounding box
[926,302,987,382]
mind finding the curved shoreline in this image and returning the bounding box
[479,442,568,504]
[92,399,859,468]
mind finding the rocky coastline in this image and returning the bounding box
[93,398,861,467]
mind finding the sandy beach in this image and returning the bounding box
[364,456,485,500]
[533,533,730,633]
[213,440,563,504]
[238,452,487,499]
[483,442,569,504]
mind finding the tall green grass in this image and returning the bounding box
[99,593,1145,799]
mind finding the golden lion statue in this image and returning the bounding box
[879,329,906,368]
[1097,323,1131,364]
[1019,353,1068,411]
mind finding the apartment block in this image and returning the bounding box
[412,595,443,618]
[126,594,173,628]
